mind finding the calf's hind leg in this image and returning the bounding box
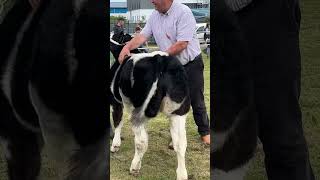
[111,104,123,152]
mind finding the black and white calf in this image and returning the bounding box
[110,33,191,180]
[0,0,108,180]
[211,1,257,180]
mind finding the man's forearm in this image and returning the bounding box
[166,41,188,56]
[125,34,148,50]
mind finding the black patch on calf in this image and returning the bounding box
[146,55,190,117]
[144,87,164,118]
[112,57,131,103]
[144,55,166,118]
[112,103,123,127]
[129,57,161,107]
[164,57,190,115]
[118,58,134,100]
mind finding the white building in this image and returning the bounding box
[110,1,129,19]
[127,0,210,23]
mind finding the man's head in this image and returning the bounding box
[151,0,173,14]
[135,26,142,33]
[116,18,125,27]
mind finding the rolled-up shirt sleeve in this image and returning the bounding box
[176,10,196,42]
[141,16,153,39]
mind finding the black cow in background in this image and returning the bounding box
[211,0,257,179]
[0,0,109,180]
[110,32,191,180]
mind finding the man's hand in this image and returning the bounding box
[118,34,148,64]
[29,0,41,9]
[166,41,188,56]
[118,46,131,64]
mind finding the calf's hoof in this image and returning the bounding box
[130,169,140,177]
[176,177,188,180]
[177,169,188,180]
[111,145,120,153]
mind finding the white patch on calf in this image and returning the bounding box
[141,79,158,118]
[169,115,188,180]
[119,79,159,121]
[110,38,121,46]
[161,95,185,116]
[110,65,123,104]
[130,124,148,174]
[129,51,168,66]
[119,88,134,114]
[0,137,11,160]
[111,119,124,152]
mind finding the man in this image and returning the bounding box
[118,0,210,144]
[113,18,125,35]
[220,0,315,179]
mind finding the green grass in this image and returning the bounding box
[244,0,320,179]
[110,53,210,180]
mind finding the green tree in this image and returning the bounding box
[110,15,128,24]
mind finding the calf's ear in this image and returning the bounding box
[154,54,168,74]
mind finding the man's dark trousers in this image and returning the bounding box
[184,55,210,136]
[235,0,315,179]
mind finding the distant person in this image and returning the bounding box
[204,23,210,41]
[205,38,210,58]
[136,21,143,30]
[132,26,142,37]
[113,18,125,35]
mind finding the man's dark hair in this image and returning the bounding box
[135,26,142,32]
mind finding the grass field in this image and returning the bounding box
[244,0,320,179]
[110,52,210,180]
